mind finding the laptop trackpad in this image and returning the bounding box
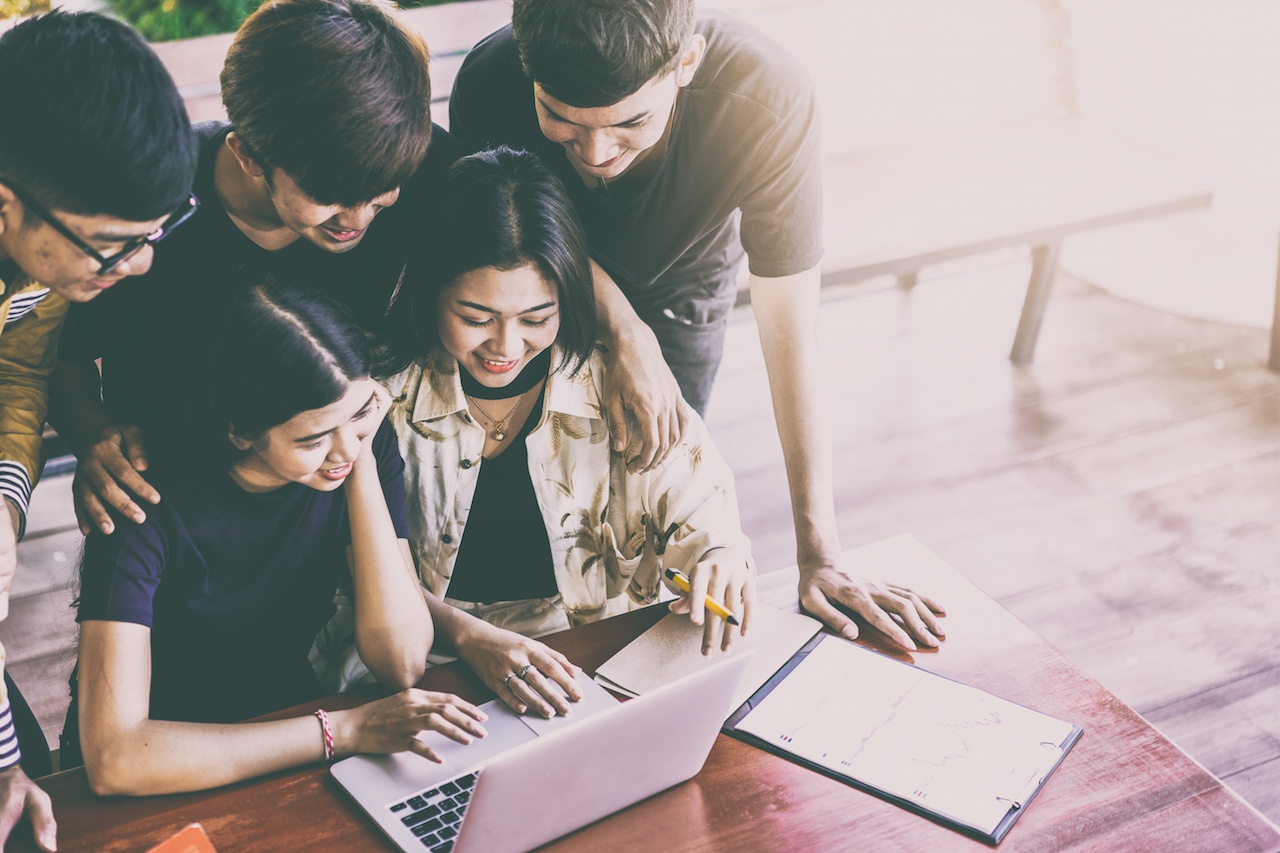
[415,700,540,779]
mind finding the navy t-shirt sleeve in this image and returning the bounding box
[373,418,410,540]
[77,513,170,628]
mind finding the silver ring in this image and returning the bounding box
[517,664,535,680]
[502,672,519,687]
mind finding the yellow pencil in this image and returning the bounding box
[664,568,741,626]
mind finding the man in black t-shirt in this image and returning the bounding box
[451,0,947,650]
[49,0,457,536]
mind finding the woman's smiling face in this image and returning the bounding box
[438,263,561,388]
[230,376,382,492]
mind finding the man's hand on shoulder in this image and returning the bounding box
[0,765,56,852]
[602,331,689,474]
[798,555,946,651]
[73,425,159,536]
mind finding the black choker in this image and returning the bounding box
[459,348,552,400]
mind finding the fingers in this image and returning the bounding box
[412,696,488,744]
[406,737,444,764]
[0,806,17,853]
[856,598,920,651]
[78,457,157,531]
[799,584,861,642]
[626,402,663,474]
[875,587,943,648]
[539,650,582,701]
[119,425,150,472]
[102,453,160,506]
[900,585,947,618]
[687,556,756,655]
[72,491,93,537]
[605,390,631,455]
[25,785,56,853]
[74,476,118,536]
[722,572,756,652]
[503,654,580,718]
[507,670,564,718]
[651,401,688,471]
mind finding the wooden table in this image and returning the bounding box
[15,536,1280,852]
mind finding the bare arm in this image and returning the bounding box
[47,358,158,535]
[749,267,945,649]
[590,260,688,473]
[344,417,432,689]
[77,620,487,797]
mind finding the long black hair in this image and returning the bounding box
[210,277,372,451]
[377,146,596,377]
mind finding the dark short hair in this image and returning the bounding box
[211,277,372,446]
[378,147,596,377]
[511,0,696,107]
[220,0,432,206]
[0,11,196,220]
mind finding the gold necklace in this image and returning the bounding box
[466,389,530,442]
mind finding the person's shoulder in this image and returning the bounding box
[693,9,815,114]
[450,25,543,151]
[192,120,232,167]
[192,120,231,146]
[458,24,519,77]
[453,24,523,102]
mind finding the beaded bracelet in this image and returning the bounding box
[314,708,336,764]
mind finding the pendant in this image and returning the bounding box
[493,430,506,441]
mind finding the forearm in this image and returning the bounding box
[749,269,842,567]
[346,455,432,688]
[590,260,652,350]
[46,359,112,453]
[85,713,329,797]
[419,591,497,657]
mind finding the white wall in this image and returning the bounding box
[1062,0,1280,329]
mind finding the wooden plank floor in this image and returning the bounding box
[4,256,1278,826]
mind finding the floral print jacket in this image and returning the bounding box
[384,346,752,627]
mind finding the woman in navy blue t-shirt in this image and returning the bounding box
[68,280,488,796]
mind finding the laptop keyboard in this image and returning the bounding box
[388,772,478,851]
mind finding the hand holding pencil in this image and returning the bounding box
[665,547,756,656]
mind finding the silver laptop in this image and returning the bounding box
[333,653,749,853]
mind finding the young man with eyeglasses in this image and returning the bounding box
[0,11,197,851]
[450,0,948,650]
[49,0,457,537]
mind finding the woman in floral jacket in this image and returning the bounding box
[315,147,754,719]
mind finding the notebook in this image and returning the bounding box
[332,654,750,853]
[594,603,822,711]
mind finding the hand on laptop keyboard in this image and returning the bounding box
[339,689,490,762]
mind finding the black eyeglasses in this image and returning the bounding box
[4,181,198,276]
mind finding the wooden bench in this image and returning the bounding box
[152,0,1215,365]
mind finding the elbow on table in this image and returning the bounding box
[363,622,434,690]
[84,744,154,797]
